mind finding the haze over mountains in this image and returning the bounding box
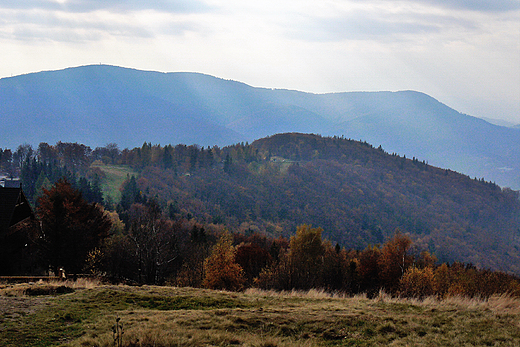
[1,65,519,189]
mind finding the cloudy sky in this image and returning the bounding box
[1,0,519,123]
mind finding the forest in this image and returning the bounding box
[1,133,520,298]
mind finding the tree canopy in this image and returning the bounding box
[37,178,111,274]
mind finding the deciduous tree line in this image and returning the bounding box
[3,136,519,296]
[31,179,520,299]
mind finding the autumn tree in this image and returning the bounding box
[92,143,120,164]
[202,231,245,291]
[255,225,324,291]
[399,266,436,298]
[13,143,34,171]
[0,148,13,175]
[89,213,138,281]
[127,200,177,284]
[357,245,381,296]
[378,230,413,292]
[37,178,111,275]
[235,242,272,286]
[287,224,325,289]
[175,224,211,288]
[321,241,346,291]
[56,142,92,174]
[37,142,58,163]
[255,248,291,290]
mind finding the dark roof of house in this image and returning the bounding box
[2,179,21,188]
[0,187,34,234]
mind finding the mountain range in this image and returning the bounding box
[1,64,519,189]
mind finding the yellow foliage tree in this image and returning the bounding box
[399,266,436,298]
[288,224,325,289]
[202,231,245,291]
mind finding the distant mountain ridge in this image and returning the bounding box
[1,65,519,189]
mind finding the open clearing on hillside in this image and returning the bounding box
[0,281,519,347]
[90,163,135,203]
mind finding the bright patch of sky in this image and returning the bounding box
[0,0,518,123]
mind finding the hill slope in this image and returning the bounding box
[133,133,520,274]
[1,65,519,188]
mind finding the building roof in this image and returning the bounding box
[1,179,21,188]
[0,187,35,235]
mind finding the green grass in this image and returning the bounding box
[1,282,519,346]
[90,163,136,203]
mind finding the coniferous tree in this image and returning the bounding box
[162,145,173,169]
[120,175,144,211]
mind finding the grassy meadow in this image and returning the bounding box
[90,163,136,204]
[0,280,519,346]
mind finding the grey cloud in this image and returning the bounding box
[286,10,476,43]
[1,11,156,43]
[346,0,520,13]
[5,26,105,42]
[0,0,212,13]
[0,2,204,43]
[64,0,211,13]
[319,17,440,41]
[420,0,520,12]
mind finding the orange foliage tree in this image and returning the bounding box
[357,245,381,296]
[378,230,413,292]
[202,231,245,291]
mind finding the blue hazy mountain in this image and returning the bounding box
[1,65,518,189]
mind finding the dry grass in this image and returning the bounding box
[244,288,348,299]
[0,277,102,296]
[1,283,519,347]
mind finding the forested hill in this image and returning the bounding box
[1,65,519,189]
[130,133,520,274]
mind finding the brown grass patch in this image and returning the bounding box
[1,286,519,347]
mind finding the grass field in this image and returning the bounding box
[90,163,136,204]
[1,280,519,346]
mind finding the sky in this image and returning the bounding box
[0,0,519,124]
